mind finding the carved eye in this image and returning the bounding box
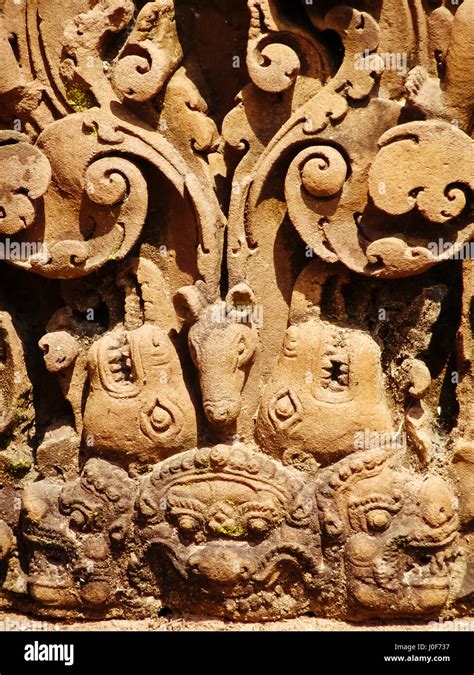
[246,516,271,535]
[366,509,391,533]
[268,388,302,431]
[237,337,246,356]
[274,394,295,420]
[150,405,173,432]
[349,494,401,532]
[177,515,201,534]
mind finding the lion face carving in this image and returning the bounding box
[137,444,323,620]
[317,449,461,617]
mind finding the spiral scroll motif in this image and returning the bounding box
[299,147,348,198]
[285,145,349,262]
[247,38,301,93]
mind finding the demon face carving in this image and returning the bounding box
[22,459,137,615]
[137,444,323,620]
[317,449,461,618]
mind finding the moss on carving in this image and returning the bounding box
[209,499,246,538]
[85,122,99,137]
[211,521,245,538]
[107,239,126,261]
[4,459,31,478]
[0,390,34,451]
[66,85,95,112]
[0,450,33,484]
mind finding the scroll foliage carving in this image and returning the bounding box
[0,0,472,623]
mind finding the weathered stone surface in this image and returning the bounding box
[0,0,472,623]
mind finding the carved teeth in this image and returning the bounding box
[319,339,350,391]
[230,591,277,616]
[321,357,334,371]
[329,380,344,392]
[106,337,133,383]
[403,544,456,585]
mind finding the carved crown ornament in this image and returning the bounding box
[0,0,472,622]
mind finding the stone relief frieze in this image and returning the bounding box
[0,0,472,622]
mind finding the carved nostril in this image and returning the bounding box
[48,240,89,268]
[204,400,238,424]
[419,476,456,528]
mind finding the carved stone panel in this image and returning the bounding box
[0,0,472,623]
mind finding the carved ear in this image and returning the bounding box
[174,282,208,323]
[289,260,349,324]
[226,282,256,325]
[226,282,255,307]
[236,332,257,368]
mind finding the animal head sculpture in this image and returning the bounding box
[174,282,260,428]
[137,444,322,620]
[257,262,393,466]
[59,458,137,544]
[82,324,197,463]
[0,0,471,626]
[257,321,394,466]
[316,449,461,617]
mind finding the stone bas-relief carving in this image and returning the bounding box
[137,445,321,621]
[256,262,394,467]
[317,449,461,618]
[0,0,472,623]
[23,459,137,614]
[83,323,197,463]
